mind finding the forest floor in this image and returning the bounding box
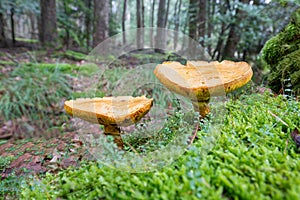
[0,46,91,178]
[0,46,175,179]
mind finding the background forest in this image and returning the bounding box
[0,0,298,60]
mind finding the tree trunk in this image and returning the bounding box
[212,1,229,60]
[40,0,58,46]
[164,0,171,28]
[150,0,155,47]
[93,0,109,47]
[136,0,144,49]
[85,0,92,50]
[10,6,16,45]
[155,0,167,52]
[0,7,8,47]
[222,0,250,60]
[207,0,215,55]
[174,0,182,49]
[122,0,127,44]
[198,0,206,47]
[188,0,198,56]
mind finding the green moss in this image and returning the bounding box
[20,94,300,199]
[262,8,300,95]
[268,49,300,93]
[0,60,15,66]
[64,50,87,61]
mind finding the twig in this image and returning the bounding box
[0,133,13,140]
[124,141,143,159]
[187,122,199,148]
[5,53,19,64]
[268,111,289,126]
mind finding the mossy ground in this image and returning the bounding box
[18,93,300,200]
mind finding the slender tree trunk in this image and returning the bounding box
[93,0,109,47]
[150,0,155,47]
[85,0,92,50]
[174,0,182,49]
[222,0,250,60]
[142,0,145,27]
[122,0,127,44]
[188,0,198,56]
[164,0,171,28]
[156,0,166,52]
[0,6,8,47]
[136,0,144,49]
[207,0,215,55]
[198,0,206,47]
[62,1,70,49]
[188,0,198,40]
[40,0,57,46]
[10,6,16,45]
[212,1,229,60]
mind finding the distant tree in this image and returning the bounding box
[39,0,57,46]
[198,0,206,46]
[93,0,109,47]
[85,0,92,50]
[222,0,250,60]
[188,0,198,55]
[156,0,167,51]
[122,0,127,44]
[150,0,156,46]
[0,4,8,47]
[10,1,16,45]
[173,0,182,49]
[136,0,144,49]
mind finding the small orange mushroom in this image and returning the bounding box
[64,96,153,148]
[154,60,253,117]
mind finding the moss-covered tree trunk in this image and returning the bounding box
[262,9,300,95]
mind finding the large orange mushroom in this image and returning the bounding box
[154,60,253,117]
[64,96,153,148]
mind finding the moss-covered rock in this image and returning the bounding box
[262,8,300,95]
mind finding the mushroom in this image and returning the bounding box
[64,96,153,149]
[154,60,253,117]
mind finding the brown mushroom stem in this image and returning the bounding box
[104,124,124,149]
[192,100,210,118]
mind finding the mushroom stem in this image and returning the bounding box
[192,100,210,118]
[104,124,124,149]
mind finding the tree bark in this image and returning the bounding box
[40,0,58,46]
[207,0,215,55]
[150,0,156,47]
[122,0,127,44]
[164,0,171,28]
[85,0,92,50]
[188,0,198,56]
[93,0,109,47]
[174,0,182,49]
[198,0,206,47]
[136,0,144,49]
[10,6,16,45]
[0,6,8,47]
[155,0,167,52]
[222,0,250,60]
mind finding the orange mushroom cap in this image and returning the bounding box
[154,60,253,101]
[64,96,153,126]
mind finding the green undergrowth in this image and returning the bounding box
[19,93,300,199]
[57,50,88,61]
